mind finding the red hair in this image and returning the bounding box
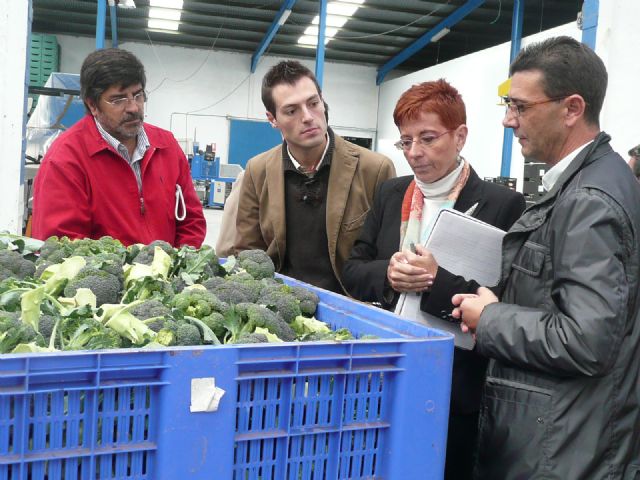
[393,79,466,130]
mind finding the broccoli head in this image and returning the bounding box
[258,290,301,324]
[170,289,227,319]
[176,322,202,346]
[237,250,275,280]
[0,250,36,281]
[0,312,45,353]
[132,240,175,265]
[201,276,225,291]
[246,304,296,342]
[128,299,173,332]
[200,311,226,340]
[64,319,122,351]
[231,332,269,344]
[289,286,320,317]
[209,281,257,305]
[63,267,121,306]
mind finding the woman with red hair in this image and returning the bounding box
[343,79,525,480]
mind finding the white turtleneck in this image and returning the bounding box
[415,159,464,242]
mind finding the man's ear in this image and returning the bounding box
[564,94,586,127]
[266,111,278,128]
[86,98,99,117]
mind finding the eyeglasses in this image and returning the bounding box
[102,91,147,109]
[500,95,568,117]
[394,130,452,151]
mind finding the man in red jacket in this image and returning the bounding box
[32,48,206,248]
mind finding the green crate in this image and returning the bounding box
[29,33,59,88]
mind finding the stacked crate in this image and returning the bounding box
[28,33,60,111]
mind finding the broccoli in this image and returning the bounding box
[132,240,175,265]
[0,312,45,353]
[0,250,36,281]
[289,286,320,317]
[258,290,301,323]
[37,236,74,265]
[171,276,187,294]
[237,250,275,280]
[64,318,122,351]
[156,328,177,346]
[291,315,331,337]
[85,253,126,285]
[176,322,202,346]
[201,276,225,291]
[63,267,121,306]
[38,314,57,341]
[97,301,157,346]
[171,245,222,285]
[200,311,226,340]
[246,304,296,342]
[231,332,269,344]
[128,298,171,320]
[170,289,227,319]
[209,282,256,305]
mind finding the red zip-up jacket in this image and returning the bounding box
[32,115,206,248]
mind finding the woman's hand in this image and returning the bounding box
[387,247,435,293]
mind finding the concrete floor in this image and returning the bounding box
[202,207,224,249]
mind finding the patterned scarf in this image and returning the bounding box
[399,159,471,251]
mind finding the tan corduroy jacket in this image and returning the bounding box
[234,134,395,293]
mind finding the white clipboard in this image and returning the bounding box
[394,209,506,349]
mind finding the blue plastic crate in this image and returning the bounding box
[0,278,453,479]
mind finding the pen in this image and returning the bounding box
[464,202,479,216]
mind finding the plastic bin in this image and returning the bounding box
[0,277,453,479]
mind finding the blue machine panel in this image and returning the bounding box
[228,119,282,168]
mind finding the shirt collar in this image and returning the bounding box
[94,117,150,159]
[541,140,593,192]
[285,129,331,173]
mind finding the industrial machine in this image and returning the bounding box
[188,143,242,208]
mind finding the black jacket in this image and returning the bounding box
[343,166,525,413]
[474,133,640,479]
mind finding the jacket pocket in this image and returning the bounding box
[476,377,552,478]
[342,208,370,232]
[623,464,640,479]
[511,240,548,276]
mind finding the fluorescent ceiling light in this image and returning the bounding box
[149,0,183,8]
[297,35,331,46]
[278,9,292,26]
[148,7,181,20]
[312,14,348,28]
[304,26,338,38]
[148,18,180,31]
[327,2,359,17]
[339,0,365,3]
[431,27,450,42]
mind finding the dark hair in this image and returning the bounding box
[261,60,324,118]
[80,48,146,112]
[629,144,640,158]
[393,79,466,130]
[509,36,607,126]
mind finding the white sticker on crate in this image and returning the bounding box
[190,377,226,413]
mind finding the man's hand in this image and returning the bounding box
[387,247,435,293]
[451,287,498,334]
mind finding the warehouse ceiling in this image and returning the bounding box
[32,0,583,80]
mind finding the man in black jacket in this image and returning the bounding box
[454,36,640,479]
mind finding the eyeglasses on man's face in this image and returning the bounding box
[102,91,147,109]
[394,130,452,151]
[500,95,568,118]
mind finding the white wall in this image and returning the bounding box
[376,24,580,185]
[377,0,640,187]
[56,34,380,163]
[0,1,31,233]
[596,1,640,157]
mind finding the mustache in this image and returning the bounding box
[122,113,144,123]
